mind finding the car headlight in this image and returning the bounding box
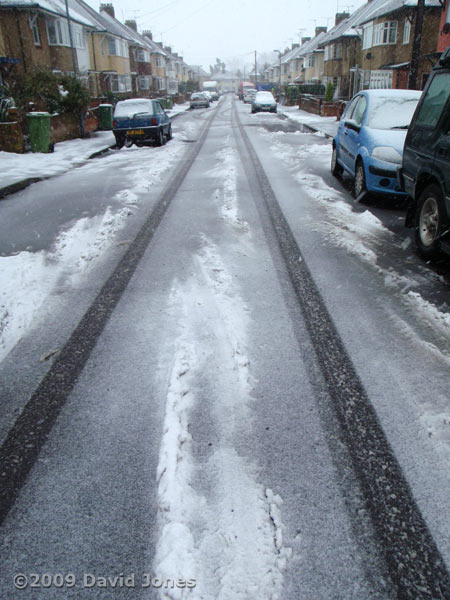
[371,146,402,164]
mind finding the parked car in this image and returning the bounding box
[112,98,172,148]
[243,89,257,103]
[190,92,210,109]
[251,91,277,113]
[332,89,422,199]
[399,47,450,259]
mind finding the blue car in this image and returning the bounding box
[112,98,172,148]
[332,89,422,199]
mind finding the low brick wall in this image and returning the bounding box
[0,121,25,153]
[298,95,347,119]
[322,100,347,119]
[50,111,99,143]
[299,95,322,115]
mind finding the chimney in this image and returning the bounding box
[142,30,153,40]
[291,43,299,49]
[164,46,172,54]
[100,3,115,18]
[125,19,137,31]
[301,36,311,44]
[335,12,349,26]
[315,26,327,36]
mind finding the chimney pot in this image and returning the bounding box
[125,19,137,31]
[100,3,115,18]
[335,12,349,26]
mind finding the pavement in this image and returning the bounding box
[279,105,340,138]
[0,102,338,201]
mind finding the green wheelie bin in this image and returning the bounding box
[27,112,51,153]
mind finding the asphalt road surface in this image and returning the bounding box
[0,95,449,599]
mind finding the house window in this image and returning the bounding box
[156,77,165,90]
[107,36,117,55]
[28,14,41,46]
[304,55,315,68]
[362,22,373,49]
[136,49,150,62]
[73,24,85,49]
[46,17,69,46]
[138,76,152,90]
[403,18,411,43]
[373,21,397,46]
[155,56,163,67]
[110,74,132,92]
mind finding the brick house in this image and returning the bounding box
[437,0,450,51]
[0,0,95,88]
[293,28,328,85]
[320,0,442,99]
[357,0,442,91]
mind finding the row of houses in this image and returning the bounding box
[0,0,208,99]
[263,0,450,98]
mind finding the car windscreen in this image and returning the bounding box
[255,93,273,101]
[367,96,420,129]
[114,101,153,117]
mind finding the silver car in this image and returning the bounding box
[251,91,277,114]
[190,93,210,109]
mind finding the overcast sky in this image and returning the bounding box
[84,0,366,70]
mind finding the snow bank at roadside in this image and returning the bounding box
[0,138,187,362]
[0,131,116,189]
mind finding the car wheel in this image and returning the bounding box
[414,184,446,259]
[125,136,133,148]
[331,145,343,178]
[156,128,165,147]
[115,135,125,149]
[167,124,173,140]
[353,159,366,199]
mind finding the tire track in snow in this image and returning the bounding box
[234,100,450,599]
[153,154,292,599]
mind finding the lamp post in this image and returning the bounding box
[273,49,282,91]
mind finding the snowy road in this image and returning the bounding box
[0,96,449,599]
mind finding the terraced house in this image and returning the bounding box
[0,0,96,87]
[320,0,443,99]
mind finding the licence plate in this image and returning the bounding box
[127,129,144,135]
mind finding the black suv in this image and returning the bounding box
[399,46,450,258]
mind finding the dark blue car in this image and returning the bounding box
[332,89,421,199]
[112,98,172,148]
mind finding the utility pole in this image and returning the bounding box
[408,0,425,89]
[254,50,258,88]
[65,0,85,137]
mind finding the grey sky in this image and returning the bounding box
[84,0,366,69]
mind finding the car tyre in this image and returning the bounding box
[167,124,173,141]
[353,159,366,199]
[115,135,125,149]
[414,184,447,259]
[331,145,343,178]
[156,127,165,147]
